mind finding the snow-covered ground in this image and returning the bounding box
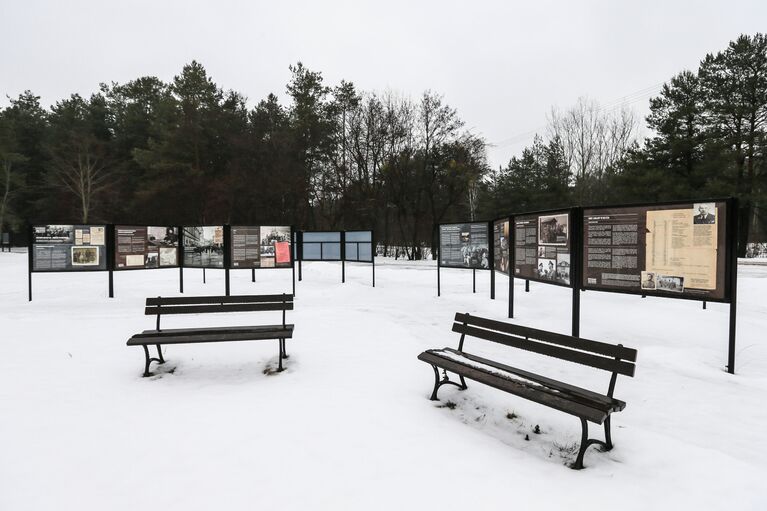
[1,252,766,510]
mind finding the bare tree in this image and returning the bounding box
[418,90,464,257]
[51,135,113,223]
[548,97,638,204]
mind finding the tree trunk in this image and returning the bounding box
[0,161,10,233]
[738,201,750,257]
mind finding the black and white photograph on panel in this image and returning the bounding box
[693,202,717,224]
[146,251,159,268]
[148,226,179,248]
[493,219,510,274]
[535,258,556,280]
[260,226,292,267]
[33,225,74,244]
[183,226,224,268]
[71,246,99,266]
[656,274,685,293]
[641,271,657,290]
[538,213,568,246]
[556,253,571,285]
[159,247,176,267]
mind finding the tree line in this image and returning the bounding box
[1,33,765,256]
[0,62,485,258]
[479,33,767,255]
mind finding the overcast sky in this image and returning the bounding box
[1,0,765,168]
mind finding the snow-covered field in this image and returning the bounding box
[1,251,766,510]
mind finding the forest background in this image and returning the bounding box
[1,34,765,257]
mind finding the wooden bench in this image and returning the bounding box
[127,294,294,377]
[417,313,637,469]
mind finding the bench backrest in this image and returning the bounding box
[452,313,637,379]
[146,294,294,331]
[145,294,294,315]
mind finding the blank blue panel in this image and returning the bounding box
[358,243,373,261]
[303,232,341,242]
[303,244,321,259]
[322,243,341,260]
[345,231,372,242]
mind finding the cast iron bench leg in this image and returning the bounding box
[429,365,468,401]
[277,339,285,372]
[141,344,164,377]
[572,417,613,470]
[280,339,289,359]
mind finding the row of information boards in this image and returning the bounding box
[30,225,293,273]
[28,225,374,299]
[438,199,739,373]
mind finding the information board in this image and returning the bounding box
[514,210,572,286]
[32,224,107,272]
[230,225,292,268]
[302,232,342,261]
[493,218,510,275]
[182,226,224,268]
[345,231,373,262]
[114,226,178,269]
[581,201,728,301]
[439,222,490,269]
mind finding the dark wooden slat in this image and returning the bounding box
[454,313,637,361]
[146,294,293,306]
[418,351,608,424]
[136,325,294,337]
[128,329,292,346]
[145,303,293,315]
[452,323,636,376]
[440,348,625,412]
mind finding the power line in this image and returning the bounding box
[490,82,665,149]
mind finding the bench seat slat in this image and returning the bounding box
[127,329,292,346]
[418,350,608,424]
[145,303,294,315]
[136,325,294,337]
[452,323,636,377]
[454,313,637,362]
[440,348,625,412]
[146,294,293,306]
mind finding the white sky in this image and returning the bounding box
[1,0,765,168]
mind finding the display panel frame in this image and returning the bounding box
[112,225,180,271]
[580,198,733,303]
[300,231,343,262]
[438,221,492,271]
[344,230,374,263]
[30,224,109,273]
[229,225,294,270]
